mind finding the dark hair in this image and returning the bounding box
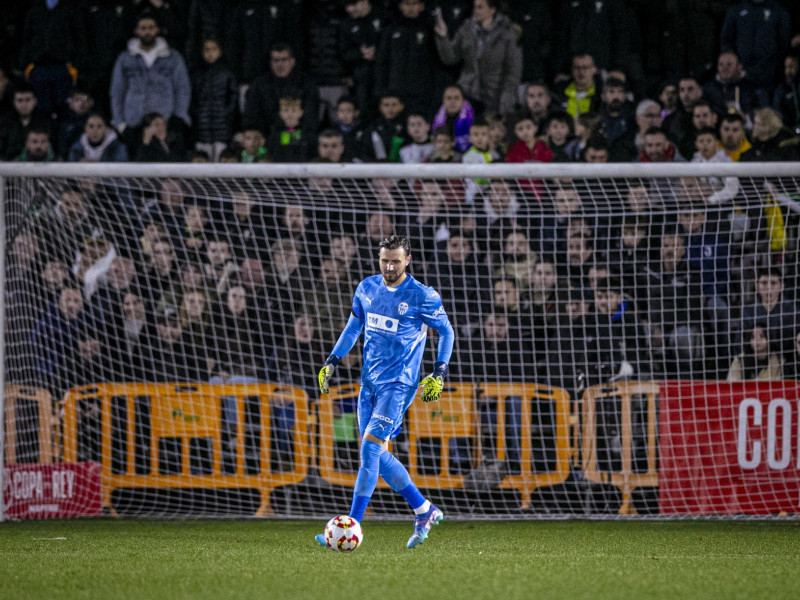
[644,126,666,137]
[584,135,609,152]
[219,148,239,161]
[604,76,626,91]
[318,128,343,141]
[694,127,718,142]
[336,95,357,107]
[757,266,784,281]
[270,43,294,57]
[720,112,745,126]
[379,234,411,255]
[141,112,165,129]
[432,125,453,138]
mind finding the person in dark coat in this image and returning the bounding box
[190,38,238,161]
[243,43,319,137]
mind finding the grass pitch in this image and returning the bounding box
[1,519,799,600]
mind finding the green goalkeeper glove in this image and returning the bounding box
[420,362,448,403]
[318,356,339,395]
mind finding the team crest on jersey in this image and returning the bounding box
[398,302,409,315]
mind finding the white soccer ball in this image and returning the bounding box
[324,515,363,552]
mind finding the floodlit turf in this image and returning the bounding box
[1,519,799,600]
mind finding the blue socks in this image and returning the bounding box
[349,439,383,523]
[380,452,426,510]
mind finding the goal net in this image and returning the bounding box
[2,162,800,520]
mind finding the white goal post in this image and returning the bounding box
[2,161,800,521]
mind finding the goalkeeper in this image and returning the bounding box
[315,234,454,549]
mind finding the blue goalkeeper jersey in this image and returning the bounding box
[351,274,450,387]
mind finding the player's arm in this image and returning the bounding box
[318,313,364,394]
[419,291,455,403]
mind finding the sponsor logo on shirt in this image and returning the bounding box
[432,306,446,318]
[366,312,399,334]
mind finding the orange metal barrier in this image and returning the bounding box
[480,383,571,508]
[3,386,57,464]
[317,383,389,489]
[406,382,477,488]
[62,383,309,516]
[581,382,659,515]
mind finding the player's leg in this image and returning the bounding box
[377,384,443,548]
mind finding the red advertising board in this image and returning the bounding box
[3,462,102,519]
[659,381,800,515]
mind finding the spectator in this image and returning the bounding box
[434,0,522,115]
[556,54,601,120]
[57,90,95,160]
[244,43,319,138]
[237,128,268,163]
[339,0,386,121]
[740,267,798,362]
[727,325,783,381]
[16,128,57,162]
[645,231,706,378]
[399,112,434,163]
[364,91,406,161]
[110,16,191,157]
[772,52,800,134]
[274,204,323,267]
[609,99,662,162]
[331,96,367,161]
[544,111,573,162]
[583,276,645,386]
[702,51,757,118]
[312,258,356,345]
[402,180,448,266]
[266,94,314,162]
[565,112,602,162]
[179,289,217,376]
[34,186,104,265]
[677,200,731,329]
[191,38,237,162]
[0,83,50,161]
[486,112,508,158]
[741,107,800,161]
[718,112,752,161]
[143,178,187,243]
[224,187,271,262]
[547,285,593,398]
[599,77,635,146]
[134,309,206,382]
[109,291,150,382]
[265,238,314,338]
[658,81,678,121]
[582,135,610,164]
[136,112,184,162]
[691,101,720,136]
[19,0,86,120]
[67,113,128,163]
[462,119,492,204]
[691,127,740,206]
[30,284,86,397]
[721,0,791,108]
[141,238,180,309]
[430,85,475,154]
[202,236,239,299]
[662,75,704,160]
[505,114,553,195]
[426,126,460,164]
[376,0,440,116]
[638,126,685,163]
[518,82,555,132]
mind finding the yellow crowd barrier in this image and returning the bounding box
[62,383,309,516]
[3,386,58,464]
[581,382,659,514]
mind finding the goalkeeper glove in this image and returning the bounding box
[318,356,339,395]
[420,362,448,403]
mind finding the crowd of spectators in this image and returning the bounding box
[4,1,800,427]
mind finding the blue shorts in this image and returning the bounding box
[358,381,417,441]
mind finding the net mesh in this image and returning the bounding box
[3,165,800,519]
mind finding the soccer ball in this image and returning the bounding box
[324,515,363,552]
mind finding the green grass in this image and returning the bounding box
[1,519,799,600]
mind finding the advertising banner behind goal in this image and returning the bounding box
[660,381,800,515]
[2,462,102,519]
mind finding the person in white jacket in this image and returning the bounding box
[691,126,740,205]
